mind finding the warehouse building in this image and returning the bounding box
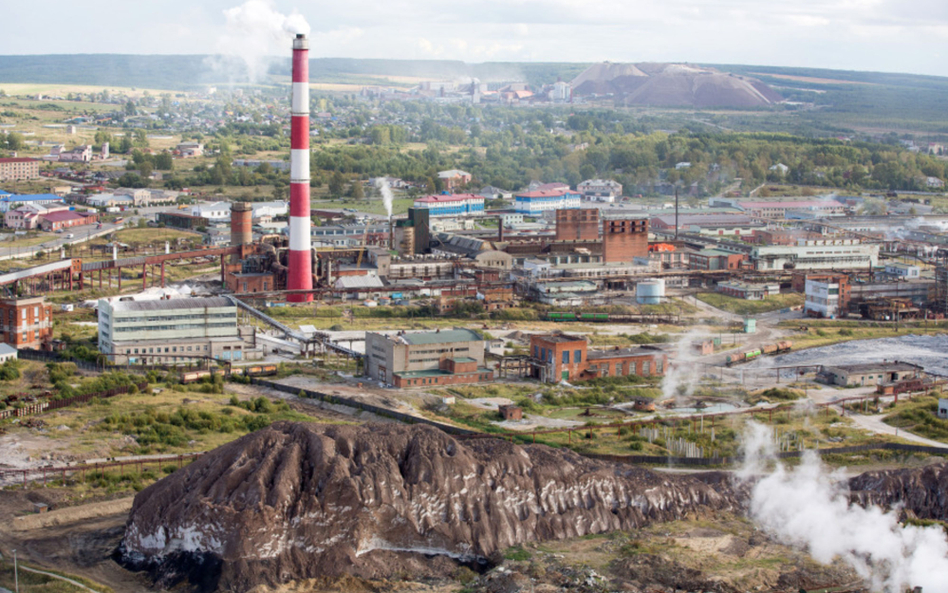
[529,333,667,383]
[818,362,923,387]
[364,328,492,388]
[97,297,260,364]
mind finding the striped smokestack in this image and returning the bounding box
[288,33,313,302]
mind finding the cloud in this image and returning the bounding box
[0,0,946,76]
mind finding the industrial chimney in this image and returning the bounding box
[231,202,253,247]
[287,34,313,302]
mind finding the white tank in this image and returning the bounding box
[635,279,665,305]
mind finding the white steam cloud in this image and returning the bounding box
[376,178,394,219]
[213,0,311,83]
[660,327,708,404]
[740,422,948,593]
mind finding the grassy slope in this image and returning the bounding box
[696,292,803,316]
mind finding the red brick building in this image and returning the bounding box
[39,210,97,231]
[602,217,649,263]
[226,272,275,294]
[529,333,667,383]
[555,208,600,241]
[0,297,53,349]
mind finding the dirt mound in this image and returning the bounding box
[570,61,783,107]
[117,422,743,592]
[848,462,948,520]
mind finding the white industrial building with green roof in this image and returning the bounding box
[364,328,492,388]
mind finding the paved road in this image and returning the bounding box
[0,223,122,261]
[839,406,947,448]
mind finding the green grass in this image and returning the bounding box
[883,395,948,443]
[0,561,111,593]
[311,196,415,216]
[696,292,804,315]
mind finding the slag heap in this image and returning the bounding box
[118,422,741,591]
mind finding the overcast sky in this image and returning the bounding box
[1,0,946,77]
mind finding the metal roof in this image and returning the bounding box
[400,328,482,345]
[334,275,384,289]
[108,296,235,312]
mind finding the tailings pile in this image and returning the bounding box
[117,422,743,591]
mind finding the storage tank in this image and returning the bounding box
[635,279,665,305]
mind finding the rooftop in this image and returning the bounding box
[0,194,60,202]
[588,346,662,360]
[0,158,37,163]
[107,296,234,312]
[533,333,586,344]
[0,343,17,356]
[737,199,846,209]
[414,194,483,204]
[823,362,922,374]
[390,328,483,346]
[42,210,89,223]
[516,189,573,198]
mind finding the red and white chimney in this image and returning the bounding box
[288,33,313,302]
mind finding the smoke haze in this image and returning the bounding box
[740,422,948,593]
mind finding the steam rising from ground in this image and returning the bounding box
[660,328,708,403]
[376,178,394,219]
[740,422,948,592]
[212,0,311,83]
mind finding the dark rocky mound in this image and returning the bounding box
[849,462,948,520]
[117,422,743,592]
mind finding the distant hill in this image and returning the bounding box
[0,55,588,90]
[570,62,784,108]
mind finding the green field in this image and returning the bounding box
[697,292,804,316]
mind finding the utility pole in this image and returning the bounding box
[13,548,18,593]
[674,186,679,242]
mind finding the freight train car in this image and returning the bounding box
[725,341,792,366]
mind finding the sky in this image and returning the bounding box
[1,0,947,77]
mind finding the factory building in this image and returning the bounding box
[818,362,923,387]
[529,333,667,383]
[156,212,209,230]
[555,208,600,241]
[750,240,879,271]
[804,273,851,318]
[364,328,492,388]
[97,297,260,364]
[602,216,649,263]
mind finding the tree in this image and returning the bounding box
[349,181,364,199]
[118,173,147,188]
[328,172,345,196]
[124,101,136,116]
[154,151,173,170]
[4,132,24,151]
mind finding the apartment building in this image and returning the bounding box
[0,297,53,349]
[0,158,40,181]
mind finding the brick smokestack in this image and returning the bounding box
[287,34,313,302]
[231,202,253,247]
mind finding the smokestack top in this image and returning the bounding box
[293,35,308,50]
